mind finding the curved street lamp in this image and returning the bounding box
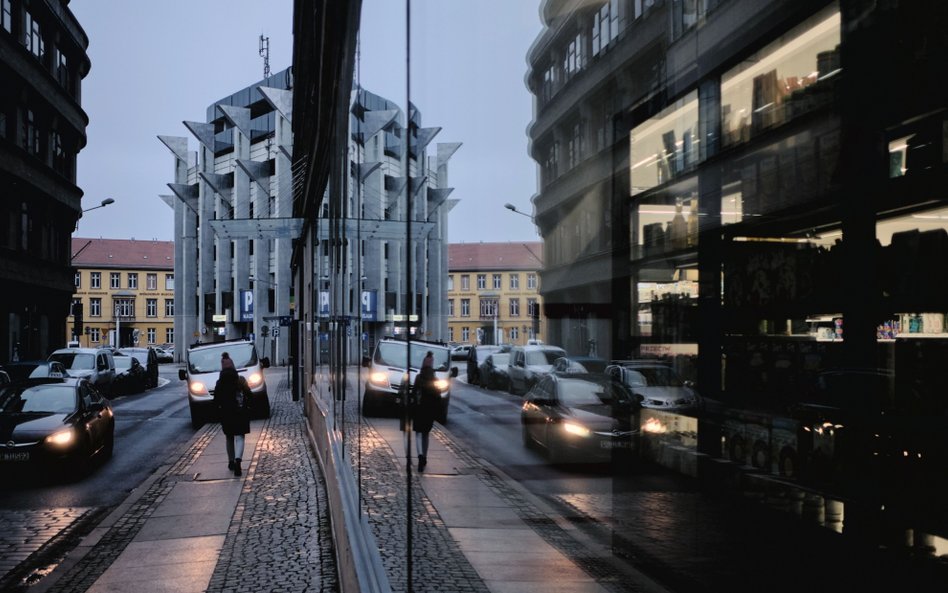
[504,202,534,220]
[82,198,115,213]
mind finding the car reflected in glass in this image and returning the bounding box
[521,373,640,465]
[479,352,511,391]
[606,361,699,412]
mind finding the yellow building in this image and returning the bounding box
[68,238,175,348]
[447,242,545,346]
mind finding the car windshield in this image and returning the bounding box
[376,342,450,371]
[114,357,135,371]
[49,352,95,371]
[188,343,257,373]
[557,377,631,408]
[624,366,683,387]
[526,349,566,365]
[491,353,510,366]
[0,384,76,414]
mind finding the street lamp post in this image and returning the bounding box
[76,198,115,230]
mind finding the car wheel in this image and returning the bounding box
[257,394,271,419]
[522,422,534,449]
[362,391,375,417]
[102,427,115,460]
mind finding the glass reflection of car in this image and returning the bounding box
[507,345,567,395]
[521,373,640,464]
[0,378,115,475]
[551,356,609,374]
[179,340,270,428]
[606,362,699,411]
[118,347,159,388]
[112,355,149,395]
[1,361,69,382]
[154,347,174,363]
[478,352,511,390]
[467,344,507,385]
[362,338,457,421]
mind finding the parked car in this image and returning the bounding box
[154,347,174,363]
[466,344,508,385]
[0,377,114,475]
[507,344,567,395]
[363,337,457,421]
[48,348,116,395]
[606,361,699,412]
[521,373,640,464]
[118,347,159,388]
[450,344,472,362]
[112,355,149,395]
[479,352,511,390]
[179,340,271,429]
[1,361,69,382]
[551,356,609,374]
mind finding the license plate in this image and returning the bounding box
[1,451,30,462]
[600,441,630,449]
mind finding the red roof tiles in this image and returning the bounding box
[71,238,174,269]
[448,242,543,272]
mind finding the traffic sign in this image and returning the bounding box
[272,328,280,338]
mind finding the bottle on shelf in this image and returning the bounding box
[670,200,687,250]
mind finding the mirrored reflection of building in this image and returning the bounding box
[528,0,948,548]
[0,0,90,361]
[159,69,294,363]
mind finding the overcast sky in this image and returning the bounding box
[71,0,541,244]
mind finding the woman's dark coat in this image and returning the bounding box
[213,368,251,436]
[412,366,441,433]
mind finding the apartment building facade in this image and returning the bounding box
[68,238,175,348]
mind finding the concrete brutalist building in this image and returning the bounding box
[159,69,294,363]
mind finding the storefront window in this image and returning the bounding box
[721,4,840,147]
[630,91,699,195]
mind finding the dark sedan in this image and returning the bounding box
[522,373,640,465]
[479,352,511,390]
[112,355,149,395]
[0,378,114,475]
[1,360,69,381]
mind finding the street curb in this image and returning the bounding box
[25,422,218,593]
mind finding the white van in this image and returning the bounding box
[362,337,458,422]
[178,340,270,428]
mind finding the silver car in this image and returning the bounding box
[606,362,699,411]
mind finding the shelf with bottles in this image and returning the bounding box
[632,175,701,262]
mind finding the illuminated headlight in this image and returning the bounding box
[189,381,208,395]
[46,429,75,447]
[433,379,450,392]
[369,372,389,387]
[247,372,264,388]
[562,422,590,438]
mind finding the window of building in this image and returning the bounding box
[91,272,101,289]
[461,327,470,342]
[147,328,156,344]
[2,0,11,33]
[448,299,455,317]
[460,298,470,317]
[527,298,538,318]
[110,273,121,289]
[568,121,584,169]
[564,32,585,79]
[89,327,100,343]
[510,274,520,289]
[721,5,840,147]
[448,327,454,342]
[492,274,502,289]
[25,109,39,156]
[480,298,498,318]
[128,273,138,289]
[510,326,520,342]
[165,274,174,290]
[165,299,174,317]
[74,271,81,288]
[146,299,157,317]
[477,274,486,289]
[510,298,520,317]
[115,299,134,317]
[543,141,560,186]
[90,298,101,317]
[527,273,537,289]
[24,10,44,59]
[147,273,157,290]
[165,327,174,344]
[51,130,68,175]
[460,275,470,290]
[447,275,454,291]
[630,90,700,196]
[56,47,71,91]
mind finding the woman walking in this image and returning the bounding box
[412,351,441,471]
[214,352,252,477]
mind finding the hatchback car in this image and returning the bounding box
[0,378,114,475]
[606,361,699,411]
[521,373,640,464]
[118,347,159,388]
[466,344,508,385]
[507,345,567,395]
[112,355,149,395]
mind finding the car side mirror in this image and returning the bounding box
[178,369,188,381]
[260,357,271,368]
[450,367,459,378]
[362,356,371,368]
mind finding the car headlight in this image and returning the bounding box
[189,381,208,395]
[562,422,590,438]
[46,429,75,447]
[247,372,264,388]
[433,378,450,392]
[369,371,389,387]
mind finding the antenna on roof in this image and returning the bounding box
[259,34,271,79]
